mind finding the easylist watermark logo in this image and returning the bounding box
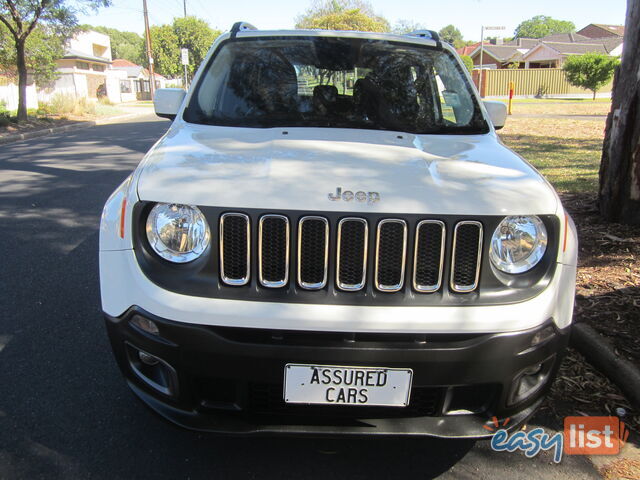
[488,416,629,463]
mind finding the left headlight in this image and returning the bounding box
[146,203,210,263]
[489,215,547,274]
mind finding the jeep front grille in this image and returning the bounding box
[218,213,484,294]
[413,220,446,292]
[297,216,329,290]
[336,218,368,291]
[375,219,407,292]
[220,213,250,285]
[450,221,483,292]
[258,214,289,288]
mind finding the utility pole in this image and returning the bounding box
[143,0,156,99]
[183,0,187,17]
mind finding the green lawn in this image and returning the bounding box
[498,102,607,193]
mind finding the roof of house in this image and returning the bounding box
[578,24,625,37]
[456,42,484,56]
[542,41,609,55]
[539,33,591,43]
[112,58,138,68]
[63,49,112,64]
[470,44,523,63]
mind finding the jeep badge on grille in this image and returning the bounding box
[328,187,380,204]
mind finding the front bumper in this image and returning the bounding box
[105,307,570,437]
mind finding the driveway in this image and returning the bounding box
[0,115,602,479]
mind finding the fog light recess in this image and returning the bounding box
[130,315,160,335]
[125,342,178,397]
[508,355,556,406]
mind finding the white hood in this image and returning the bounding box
[136,124,558,216]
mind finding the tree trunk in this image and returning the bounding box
[599,0,640,224]
[15,38,28,123]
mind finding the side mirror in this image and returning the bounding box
[154,88,186,120]
[483,100,507,130]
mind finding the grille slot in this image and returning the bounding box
[297,216,329,290]
[336,218,368,291]
[258,215,289,288]
[220,213,250,285]
[375,219,407,292]
[413,220,445,292]
[451,221,483,292]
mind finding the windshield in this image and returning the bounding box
[184,36,489,134]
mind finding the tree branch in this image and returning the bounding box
[24,0,50,39]
[5,0,23,33]
[0,13,18,38]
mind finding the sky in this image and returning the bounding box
[78,0,628,41]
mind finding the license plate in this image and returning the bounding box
[284,364,413,407]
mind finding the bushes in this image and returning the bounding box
[40,93,96,116]
[460,55,474,73]
[0,100,10,127]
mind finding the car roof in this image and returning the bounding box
[219,27,450,52]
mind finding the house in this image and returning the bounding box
[43,30,119,103]
[467,26,624,69]
[111,59,167,101]
[577,24,625,39]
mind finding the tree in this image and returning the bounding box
[147,16,220,79]
[0,22,65,87]
[296,0,390,32]
[563,53,619,100]
[514,15,575,38]
[173,16,220,77]
[460,55,473,73]
[148,24,180,78]
[392,19,425,34]
[0,0,109,122]
[91,25,143,64]
[599,0,640,224]
[438,24,462,46]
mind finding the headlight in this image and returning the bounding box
[489,216,547,274]
[146,203,210,263]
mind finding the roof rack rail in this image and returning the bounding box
[230,22,258,38]
[407,30,440,42]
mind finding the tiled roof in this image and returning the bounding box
[112,58,138,67]
[592,24,625,36]
[475,45,523,62]
[63,49,111,64]
[543,41,609,55]
[540,33,591,43]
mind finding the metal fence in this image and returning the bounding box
[472,68,614,97]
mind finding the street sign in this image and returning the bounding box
[484,26,506,30]
[181,48,189,66]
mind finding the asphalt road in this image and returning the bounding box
[0,115,601,479]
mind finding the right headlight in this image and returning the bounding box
[489,215,547,274]
[146,203,210,263]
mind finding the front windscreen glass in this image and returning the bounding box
[184,36,489,134]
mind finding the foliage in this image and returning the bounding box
[172,17,220,77]
[295,0,390,32]
[148,24,180,77]
[0,0,110,121]
[147,16,220,78]
[90,25,143,64]
[0,23,65,86]
[41,93,96,116]
[563,53,619,99]
[438,24,462,47]
[391,19,424,34]
[514,15,575,38]
[460,55,473,73]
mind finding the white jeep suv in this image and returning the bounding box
[99,23,578,437]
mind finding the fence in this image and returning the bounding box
[471,68,614,98]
